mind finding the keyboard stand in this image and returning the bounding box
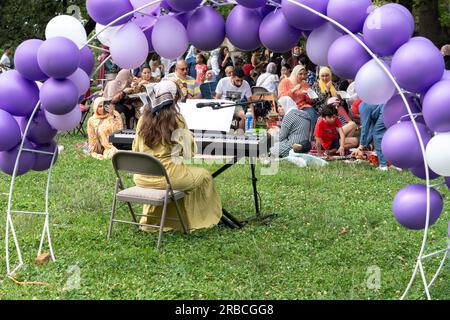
[212,156,275,229]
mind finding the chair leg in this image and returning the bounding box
[108,180,120,239]
[157,187,170,250]
[126,202,138,225]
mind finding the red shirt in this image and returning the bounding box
[314,117,342,150]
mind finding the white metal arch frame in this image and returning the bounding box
[5,0,448,299]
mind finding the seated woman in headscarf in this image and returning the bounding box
[256,62,280,94]
[269,96,312,158]
[103,69,133,128]
[87,97,123,160]
[312,67,338,113]
[132,80,223,232]
[278,65,318,137]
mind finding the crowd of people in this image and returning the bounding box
[86,41,444,172]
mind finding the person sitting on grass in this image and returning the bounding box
[87,97,123,160]
[327,97,358,139]
[314,105,358,157]
[269,96,312,158]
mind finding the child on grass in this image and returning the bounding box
[314,105,358,157]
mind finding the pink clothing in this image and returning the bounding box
[196,64,208,84]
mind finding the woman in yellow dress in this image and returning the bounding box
[132,80,222,232]
[87,97,123,160]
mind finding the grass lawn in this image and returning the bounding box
[0,134,449,300]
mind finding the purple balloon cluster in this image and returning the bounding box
[0,36,92,176]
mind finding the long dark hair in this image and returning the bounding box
[139,93,182,149]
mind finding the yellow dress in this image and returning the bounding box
[132,115,222,232]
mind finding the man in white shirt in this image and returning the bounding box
[215,68,253,130]
[0,47,12,71]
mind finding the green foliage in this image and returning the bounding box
[0,134,449,299]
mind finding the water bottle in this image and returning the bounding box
[245,110,253,132]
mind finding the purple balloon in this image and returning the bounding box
[226,5,262,51]
[19,110,57,145]
[423,80,450,132]
[176,10,194,28]
[67,68,91,97]
[166,0,201,12]
[381,121,431,169]
[328,35,371,80]
[0,70,40,117]
[306,22,343,67]
[0,139,36,176]
[259,10,302,53]
[110,22,149,69]
[327,0,372,33]
[363,5,413,57]
[14,39,48,81]
[152,16,188,60]
[32,140,58,172]
[187,7,225,52]
[143,26,155,53]
[391,40,445,93]
[37,37,80,79]
[409,164,440,180]
[383,94,422,129]
[446,177,450,190]
[384,3,415,35]
[410,36,433,45]
[40,78,79,115]
[0,109,21,152]
[281,0,328,31]
[86,0,134,26]
[236,0,266,8]
[258,2,279,17]
[392,184,443,230]
[45,105,82,132]
[79,46,95,76]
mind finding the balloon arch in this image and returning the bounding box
[1,0,449,299]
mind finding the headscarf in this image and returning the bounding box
[103,69,131,99]
[278,96,299,116]
[319,67,337,97]
[242,64,254,77]
[441,45,450,56]
[93,97,108,119]
[147,80,179,113]
[266,62,277,75]
[289,65,306,84]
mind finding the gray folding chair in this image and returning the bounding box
[109,151,187,249]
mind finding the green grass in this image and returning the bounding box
[0,134,449,300]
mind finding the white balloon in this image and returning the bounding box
[45,15,87,48]
[95,23,121,47]
[355,59,396,105]
[426,133,450,176]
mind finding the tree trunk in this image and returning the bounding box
[417,0,443,46]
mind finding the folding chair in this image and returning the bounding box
[109,151,187,249]
[251,86,278,113]
[71,92,100,137]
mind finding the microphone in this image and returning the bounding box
[196,102,222,108]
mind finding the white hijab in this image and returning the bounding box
[279,96,298,116]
